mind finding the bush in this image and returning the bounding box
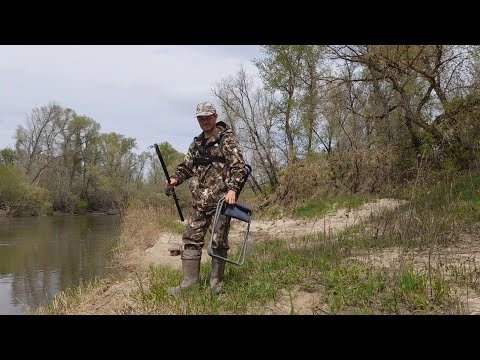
[0,165,52,216]
[275,154,333,208]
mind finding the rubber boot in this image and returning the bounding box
[167,249,201,296]
[210,248,228,295]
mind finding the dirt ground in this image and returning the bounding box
[57,198,480,315]
[349,225,480,315]
[123,198,408,271]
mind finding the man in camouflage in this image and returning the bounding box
[165,102,247,295]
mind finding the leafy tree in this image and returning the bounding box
[0,148,16,165]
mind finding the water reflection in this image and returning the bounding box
[0,215,120,314]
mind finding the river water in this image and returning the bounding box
[0,214,121,315]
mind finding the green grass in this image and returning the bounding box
[140,233,457,314]
[133,171,480,314]
[338,171,480,251]
[295,194,365,219]
[410,172,480,223]
[141,239,334,314]
[322,261,454,314]
[455,175,480,205]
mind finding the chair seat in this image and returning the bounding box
[222,203,252,222]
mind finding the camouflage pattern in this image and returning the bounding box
[173,120,246,253]
[181,207,231,258]
[173,121,247,210]
[195,102,217,117]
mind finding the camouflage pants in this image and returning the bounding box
[182,206,231,254]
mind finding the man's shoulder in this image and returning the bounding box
[216,121,230,133]
[220,130,241,151]
[190,134,203,147]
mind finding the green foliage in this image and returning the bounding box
[100,132,137,159]
[0,165,25,214]
[0,148,16,165]
[0,164,52,215]
[24,185,52,215]
[68,195,88,214]
[0,165,26,203]
[157,142,185,176]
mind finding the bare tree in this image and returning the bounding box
[15,102,64,181]
[214,68,280,192]
[329,45,479,168]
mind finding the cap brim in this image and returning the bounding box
[196,112,215,117]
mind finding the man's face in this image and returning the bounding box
[197,114,217,133]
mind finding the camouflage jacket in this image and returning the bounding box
[173,121,247,210]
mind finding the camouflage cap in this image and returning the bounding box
[196,102,217,117]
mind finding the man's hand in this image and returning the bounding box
[225,190,237,205]
[165,178,178,196]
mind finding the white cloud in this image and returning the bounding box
[0,45,262,153]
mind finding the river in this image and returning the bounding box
[0,214,121,315]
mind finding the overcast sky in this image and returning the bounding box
[0,45,263,154]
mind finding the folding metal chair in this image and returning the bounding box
[207,197,253,266]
